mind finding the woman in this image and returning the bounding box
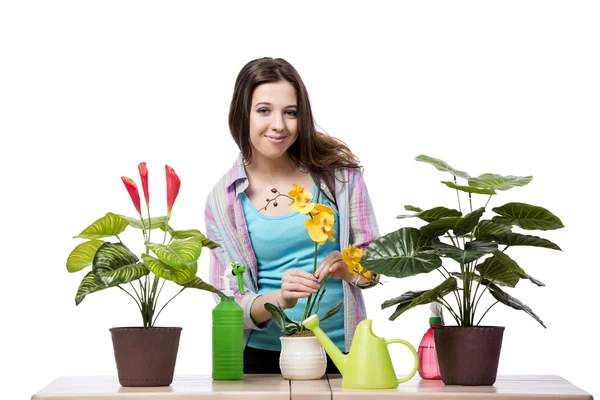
[205,57,380,374]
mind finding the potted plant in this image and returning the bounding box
[359,155,564,386]
[66,162,227,387]
[261,185,375,380]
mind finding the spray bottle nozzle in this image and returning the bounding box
[429,302,443,325]
[222,262,247,297]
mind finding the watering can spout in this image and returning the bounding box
[303,314,346,375]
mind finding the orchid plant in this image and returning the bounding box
[263,184,375,335]
[66,162,227,328]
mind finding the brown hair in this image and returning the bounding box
[228,57,360,202]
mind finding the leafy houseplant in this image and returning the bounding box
[360,155,564,385]
[66,162,226,387]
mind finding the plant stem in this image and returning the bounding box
[163,215,170,244]
[152,287,185,326]
[119,285,142,313]
[307,272,329,318]
[476,301,499,326]
[438,297,461,325]
[454,176,462,213]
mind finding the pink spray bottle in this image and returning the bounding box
[418,302,443,380]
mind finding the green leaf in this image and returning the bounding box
[388,277,458,321]
[442,181,496,195]
[141,254,197,284]
[170,229,220,249]
[420,207,485,237]
[67,240,104,272]
[434,240,498,264]
[182,276,227,299]
[487,283,546,328]
[146,237,203,268]
[475,220,513,238]
[468,174,532,191]
[74,212,129,240]
[264,302,288,332]
[381,290,427,310]
[321,301,343,322]
[75,272,108,305]
[492,203,564,230]
[92,242,148,286]
[481,231,562,251]
[476,251,524,288]
[397,206,462,222]
[118,215,173,232]
[362,227,442,278]
[404,205,423,212]
[416,155,471,179]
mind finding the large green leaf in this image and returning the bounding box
[481,231,561,251]
[321,301,343,322]
[74,212,129,239]
[182,276,227,299]
[75,272,108,305]
[416,155,471,179]
[388,277,458,321]
[442,181,496,195]
[476,252,524,288]
[397,206,462,222]
[474,220,513,238]
[118,215,173,232]
[141,254,197,284]
[434,241,498,264]
[92,242,148,286]
[146,237,203,268]
[66,240,104,272]
[492,203,564,231]
[468,174,532,191]
[362,227,442,278]
[170,229,220,249]
[487,283,546,328]
[382,290,427,310]
[420,207,485,237]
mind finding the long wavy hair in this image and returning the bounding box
[228,57,360,203]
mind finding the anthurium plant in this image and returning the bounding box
[66,162,227,327]
[262,184,375,335]
[361,155,564,328]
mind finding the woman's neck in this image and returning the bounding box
[245,153,299,180]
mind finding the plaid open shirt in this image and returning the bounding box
[205,154,380,352]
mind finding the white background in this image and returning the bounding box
[1,1,598,398]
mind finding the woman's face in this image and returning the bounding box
[248,80,298,162]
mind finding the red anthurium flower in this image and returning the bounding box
[138,162,149,208]
[165,165,181,216]
[121,176,142,216]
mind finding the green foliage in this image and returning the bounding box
[363,155,564,328]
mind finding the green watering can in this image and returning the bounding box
[303,314,419,389]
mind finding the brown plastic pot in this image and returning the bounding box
[433,326,504,386]
[110,327,182,387]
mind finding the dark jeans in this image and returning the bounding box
[244,345,343,374]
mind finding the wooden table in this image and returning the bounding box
[32,374,593,399]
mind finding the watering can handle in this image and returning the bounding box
[386,339,419,384]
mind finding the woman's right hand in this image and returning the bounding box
[278,269,321,309]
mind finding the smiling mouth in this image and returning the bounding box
[265,136,287,144]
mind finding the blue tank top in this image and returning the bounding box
[241,183,345,351]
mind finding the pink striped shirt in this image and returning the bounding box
[205,154,380,351]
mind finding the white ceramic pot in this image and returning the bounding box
[279,335,326,380]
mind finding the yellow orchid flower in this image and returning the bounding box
[290,191,316,214]
[309,203,334,217]
[304,212,336,244]
[342,245,364,272]
[288,183,304,199]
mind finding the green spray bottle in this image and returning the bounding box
[212,262,246,380]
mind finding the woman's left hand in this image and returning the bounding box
[314,250,353,283]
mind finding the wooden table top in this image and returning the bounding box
[32,374,593,399]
